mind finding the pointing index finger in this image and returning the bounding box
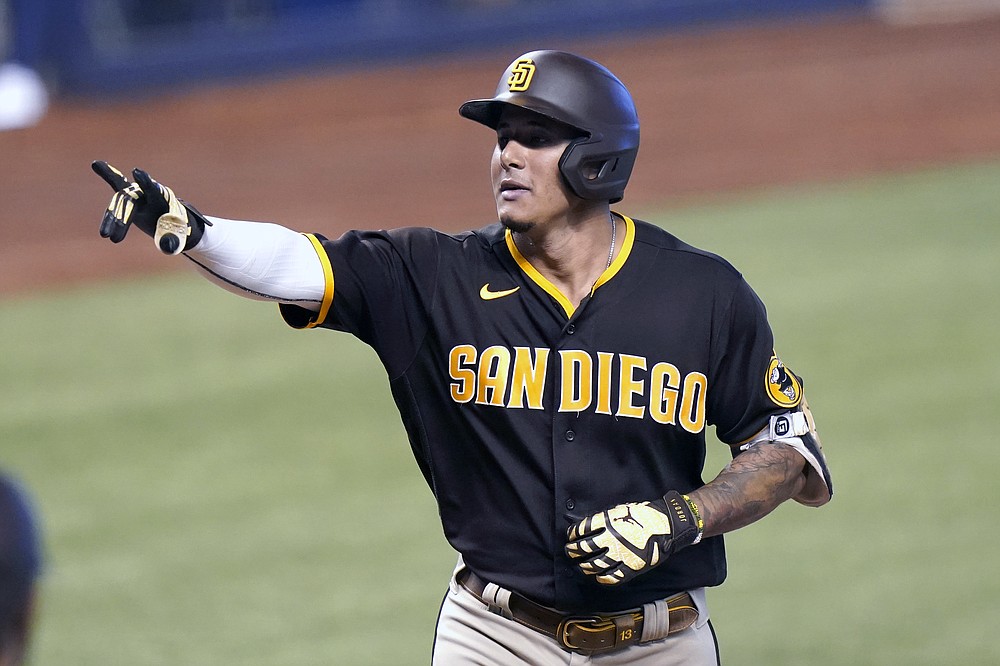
[91,160,130,192]
[131,168,166,208]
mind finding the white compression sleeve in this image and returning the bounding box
[184,215,326,305]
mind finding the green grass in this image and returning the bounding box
[2,282,455,664]
[3,158,1000,664]
[640,160,1000,665]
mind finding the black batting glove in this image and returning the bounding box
[565,490,704,585]
[92,161,210,254]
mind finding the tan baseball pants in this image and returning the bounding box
[432,566,721,665]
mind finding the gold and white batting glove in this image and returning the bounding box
[565,491,704,585]
[92,160,210,255]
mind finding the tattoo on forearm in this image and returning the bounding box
[691,441,806,538]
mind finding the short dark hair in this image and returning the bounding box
[0,472,41,659]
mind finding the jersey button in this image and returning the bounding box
[566,324,576,335]
[565,430,575,441]
[566,499,576,510]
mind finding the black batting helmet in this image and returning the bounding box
[460,50,640,203]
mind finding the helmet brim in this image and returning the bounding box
[458,99,503,128]
[459,98,588,137]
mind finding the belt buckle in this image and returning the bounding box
[557,615,618,653]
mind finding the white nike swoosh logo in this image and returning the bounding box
[480,283,520,300]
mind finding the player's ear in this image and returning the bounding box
[580,157,611,182]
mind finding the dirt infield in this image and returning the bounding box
[2,13,999,297]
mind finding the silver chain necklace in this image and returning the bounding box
[606,213,617,269]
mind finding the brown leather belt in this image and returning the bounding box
[456,568,698,654]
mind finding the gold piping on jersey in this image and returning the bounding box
[596,212,635,289]
[505,231,574,316]
[300,233,334,329]
[504,214,635,318]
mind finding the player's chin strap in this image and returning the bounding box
[738,397,833,507]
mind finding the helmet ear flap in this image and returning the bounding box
[559,138,636,203]
[592,156,620,181]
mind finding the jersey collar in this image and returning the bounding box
[504,213,635,318]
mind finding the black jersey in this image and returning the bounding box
[280,214,799,613]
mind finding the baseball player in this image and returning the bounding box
[0,471,42,666]
[91,50,832,664]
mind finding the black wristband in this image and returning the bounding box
[662,490,703,550]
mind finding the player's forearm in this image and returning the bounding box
[689,441,806,539]
[185,216,325,306]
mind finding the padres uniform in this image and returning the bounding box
[278,213,810,613]
[91,48,832,664]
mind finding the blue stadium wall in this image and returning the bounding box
[37,0,872,98]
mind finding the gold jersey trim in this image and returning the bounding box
[302,233,334,329]
[504,213,635,319]
[596,212,635,289]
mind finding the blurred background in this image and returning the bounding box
[2,0,1000,664]
[1,0,875,98]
